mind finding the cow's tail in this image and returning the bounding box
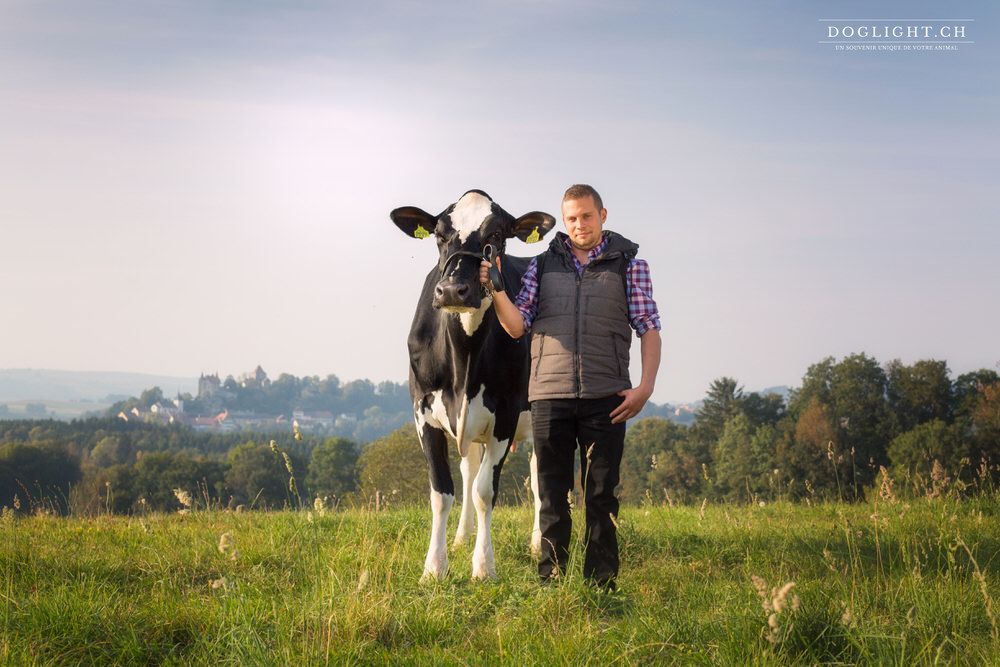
[456,394,469,457]
[455,352,473,458]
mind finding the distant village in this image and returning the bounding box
[113,364,698,435]
[116,366,357,435]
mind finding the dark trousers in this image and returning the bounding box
[531,395,626,587]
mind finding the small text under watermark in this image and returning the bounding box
[819,19,974,52]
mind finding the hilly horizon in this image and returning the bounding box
[0,369,198,403]
[0,368,790,408]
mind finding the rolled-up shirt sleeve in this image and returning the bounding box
[627,259,661,337]
[513,257,541,333]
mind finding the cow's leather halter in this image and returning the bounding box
[439,243,504,297]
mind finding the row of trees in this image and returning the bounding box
[620,355,1000,504]
[3,353,999,514]
[0,418,334,468]
[1,436,357,515]
[1,429,534,516]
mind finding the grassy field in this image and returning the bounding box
[3,491,1000,665]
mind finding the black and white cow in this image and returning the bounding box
[391,190,554,580]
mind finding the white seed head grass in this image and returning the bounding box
[218,533,235,554]
[173,488,193,509]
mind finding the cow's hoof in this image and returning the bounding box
[471,568,498,581]
[421,555,449,582]
[421,568,448,583]
[529,535,543,559]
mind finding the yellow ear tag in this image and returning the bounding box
[525,229,541,244]
[414,225,430,239]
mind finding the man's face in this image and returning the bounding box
[561,195,607,252]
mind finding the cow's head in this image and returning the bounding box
[392,190,555,311]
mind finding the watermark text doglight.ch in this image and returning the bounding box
[820,19,974,52]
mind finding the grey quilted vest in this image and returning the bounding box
[528,231,637,401]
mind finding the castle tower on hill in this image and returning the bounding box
[198,372,222,399]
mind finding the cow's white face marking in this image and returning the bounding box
[451,191,493,244]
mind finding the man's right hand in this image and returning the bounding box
[480,257,504,292]
[483,257,526,339]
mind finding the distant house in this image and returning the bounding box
[335,413,358,430]
[117,407,148,422]
[151,401,179,416]
[292,407,335,432]
[215,410,238,433]
[118,406,173,425]
[180,410,231,433]
[240,365,271,389]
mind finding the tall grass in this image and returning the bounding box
[3,486,1000,665]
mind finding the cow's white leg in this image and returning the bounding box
[514,411,542,557]
[471,440,509,580]
[417,418,455,582]
[422,489,454,581]
[454,441,482,547]
[529,449,542,557]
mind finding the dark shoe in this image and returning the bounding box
[539,571,562,586]
[589,577,616,593]
[538,561,564,583]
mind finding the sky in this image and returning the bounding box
[1,0,997,405]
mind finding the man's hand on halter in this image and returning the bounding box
[480,255,504,293]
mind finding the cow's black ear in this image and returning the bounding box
[510,211,556,244]
[391,206,436,240]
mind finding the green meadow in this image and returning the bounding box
[3,493,1000,665]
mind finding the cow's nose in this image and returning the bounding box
[435,282,470,304]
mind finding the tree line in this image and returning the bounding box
[0,418,533,515]
[620,354,1000,505]
[2,352,998,515]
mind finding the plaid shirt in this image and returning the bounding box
[513,232,661,337]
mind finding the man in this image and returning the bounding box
[484,184,661,590]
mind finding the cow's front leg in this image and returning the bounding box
[529,449,542,557]
[454,441,482,547]
[419,424,454,581]
[470,438,508,579]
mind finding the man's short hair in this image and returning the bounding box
[563,184,604,211]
